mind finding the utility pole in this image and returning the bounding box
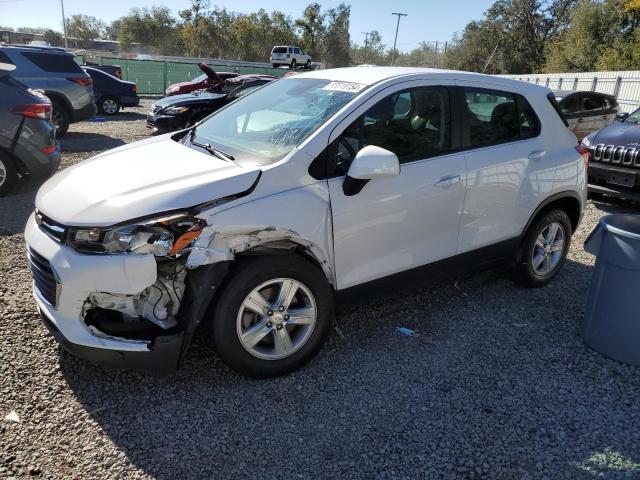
[482,44,499,73]
[391,12,407,66]
[443,41,448,68]
[361,31,370,64]
[60,0,68,49]
[433,41,438,68]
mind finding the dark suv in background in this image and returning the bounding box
[0,62,60,195]
[0,45,96,137]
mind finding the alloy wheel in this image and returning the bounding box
[236,278,317,360]
[102,99,118,114]
[0,159,6,187]
[531,221,565,276]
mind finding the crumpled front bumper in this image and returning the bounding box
[24,212,185,374]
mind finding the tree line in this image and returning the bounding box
[4,0,640,73]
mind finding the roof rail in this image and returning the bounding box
[0,43,67,52]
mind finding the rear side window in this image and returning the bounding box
[22,52,84,73]
[547,92,569,127]
[464,88,541,148]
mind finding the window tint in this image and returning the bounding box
[603,97,615,109]
[272,47,287,54]
[335,86,451,175]
[0,51,14,66]
[582,95,604,111]
[561,95,579,114]
[464,88,540,148]
[294,48,301,54]
[22,52,83,73]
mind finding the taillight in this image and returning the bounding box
[131,84,137,93]
[12,103,52,120]
[67,76,92,86]
[576,145,589,168]
[42,145,56,155]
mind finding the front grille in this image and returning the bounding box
[591,144,640,169]
[35,211,66,243]
[27,248,59,307]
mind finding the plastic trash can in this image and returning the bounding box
[583,214,640,366]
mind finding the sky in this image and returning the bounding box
[0,0,494,52]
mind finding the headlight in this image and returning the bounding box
[67,214,204,256]
[582,133,596,148]
[163,106,189,115]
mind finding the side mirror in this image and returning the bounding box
[616,112,630,121]
[343,145,400,196]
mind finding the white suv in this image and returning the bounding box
[270,45,311,69]
[25,67,587,378]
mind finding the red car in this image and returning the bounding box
[165,63,239,96]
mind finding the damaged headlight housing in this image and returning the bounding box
[163,106,190,115]
[67,214,203,256]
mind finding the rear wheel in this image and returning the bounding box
[51,101,70,137]
[0,153,18,197]
[513,209,572,287]
[209,256,333,378]
[272,63,279,68]
[98,96,120,116]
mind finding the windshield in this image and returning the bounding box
[191,78,361,165]
[625,108,640,124]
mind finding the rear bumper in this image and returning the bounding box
[14,128,61,179]
[121,95,140,108]
[71,101,97,122]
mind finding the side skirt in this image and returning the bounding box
[334,237,520,308]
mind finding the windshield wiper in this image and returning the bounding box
[188,129,235,161]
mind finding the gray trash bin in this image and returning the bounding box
[583,214,640,366]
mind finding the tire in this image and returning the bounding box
[290,59,297,69]
[209,255,334,378]
[513,208,572,287]
[0,153,18,197]
[306,59,311,69]
[51,101,70,137]
[98,96,120,116]
[272,63,279,68]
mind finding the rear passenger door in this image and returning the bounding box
[328,83,467,289]
[457,85,546,253]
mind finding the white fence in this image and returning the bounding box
[499,70,640,113]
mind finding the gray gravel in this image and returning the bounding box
[2,100,640,479]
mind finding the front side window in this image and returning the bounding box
[193,78,360,166]
[464,88,540,148]
[335,86,451,175]
[582,94,604,112]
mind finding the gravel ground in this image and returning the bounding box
[2,99,640,479]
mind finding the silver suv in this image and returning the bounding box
[1,45,96,137]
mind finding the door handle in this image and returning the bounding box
[435,175,462,188]
[577,118,585,123]
[528,150,546,160]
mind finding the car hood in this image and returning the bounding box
[154,92,226,109]
[36,135,260,226]
[593,121,640,147]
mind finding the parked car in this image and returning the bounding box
[25,67,586,378]
[0,44,96,137]
[165,63,239,96]
[270,45,312,69]
[82,66,139,115]
[0,61,60,196]
[581,106,640,201]
[554,90,619,140]
[147,74,276,134]
[84,62,122,79]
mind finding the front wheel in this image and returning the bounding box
[209,256,333,378]
[306,59,311,69]
[290,59,297,69]
[513,209,572,287]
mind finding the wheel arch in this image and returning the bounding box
[43,91,72,115]
[521,191,582,239]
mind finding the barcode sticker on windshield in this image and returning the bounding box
[322,81,367,93]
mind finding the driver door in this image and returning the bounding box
[327,84,468,289]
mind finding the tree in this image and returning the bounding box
[118,7,178,54]
[65,14,105,46]
[295,4,325,59]
[105,20,121,41]
[323,4,351,67]
[43,29,64,47]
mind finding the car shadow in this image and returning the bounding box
[105,111,147,121]
[0,179,43,235]
[57,257,640,479]
[589,193,640,213]
[60,132,126,153]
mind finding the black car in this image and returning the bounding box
[82,66,139,116]
[83,62,122,79]
[554,90,619,141]
[582,107,640,201]
[0,62,60,195]
[147,75,276,134]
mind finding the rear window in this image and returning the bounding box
[272,47,287,54]
[22,51,84,73]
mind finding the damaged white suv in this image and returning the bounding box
[25,67,587,377]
